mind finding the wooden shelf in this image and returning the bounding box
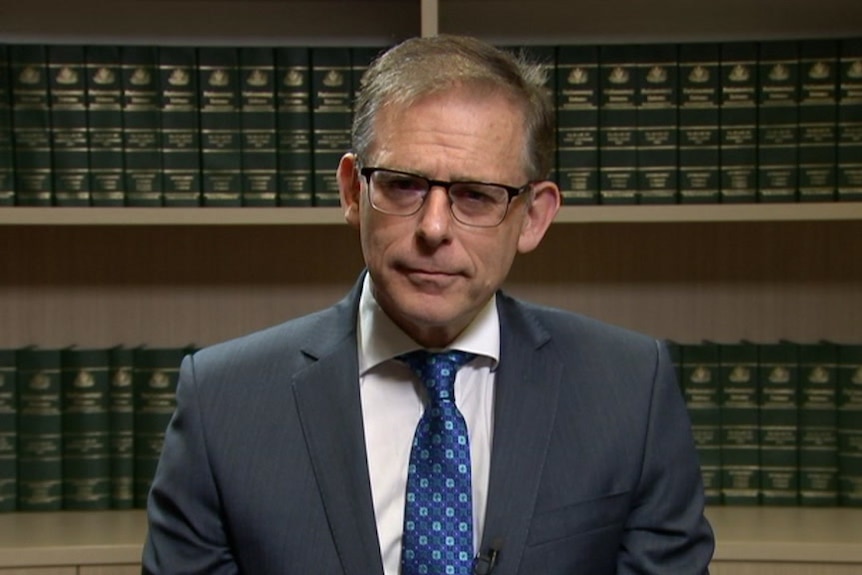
[1,202,861,226]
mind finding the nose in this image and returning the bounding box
[415,186,453,245]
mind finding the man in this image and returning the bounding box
[143,35,714,574]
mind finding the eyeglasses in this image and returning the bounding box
[358,166,532,228]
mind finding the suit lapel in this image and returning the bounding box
[480,295,564,575]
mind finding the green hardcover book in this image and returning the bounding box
[0,350,16,511]
[275,46,312,206]
[598,44,639,204]
[758,342,800,505]
[757,41,800,203]
[556,45,599,204]
[199,47,241,206]
[719,342,760,505]
[681,342,722,505]
[133,347,183,508]
[48,45,90,206]
[636,43,678,204]
[109,346,134,509]
[719,41,758,203]
[10,44,52,206]
[159,46,200,206]
[61,348,110,509]
[121,45,162,206]
[239,46,277,206]
[837,343,862,506]
[797,40,838,203]
[85,45,125,206]
[678,42,720,204]
[837,38,862,202]
[0,45,13,206]
[310,47,351,206]
[16,347,62,511]
[798,342,839,506]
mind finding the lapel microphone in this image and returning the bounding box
[472,538,503,575]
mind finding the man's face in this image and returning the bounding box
[339,87,559,348]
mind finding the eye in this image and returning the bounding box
[374,171,426,193]
[450,184,504,206]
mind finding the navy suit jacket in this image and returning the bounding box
[142,277,714,574]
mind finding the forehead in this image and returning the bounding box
[368,87,529,181]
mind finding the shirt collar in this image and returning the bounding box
[357,273,501,375]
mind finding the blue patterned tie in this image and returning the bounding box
[398,349,477,575]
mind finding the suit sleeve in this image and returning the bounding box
[617,340,715,574]
[141,354,239,575]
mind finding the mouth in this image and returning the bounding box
[398,264,463,285]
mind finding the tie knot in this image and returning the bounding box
[398,350,476,405]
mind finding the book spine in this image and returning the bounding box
[678,42,720,204]
[758,342,800,505]
[798,343,839,506]
[109,346,134,509]
[598,44,639,204]
[239,46,277,206]
[10,44,52,206]
[0,45,13,206]
[85,45,125,206]
[719,41,759,203]
[275,47,312,206]
[121,46,162,206]
[199,47,241,206]
[757,41,800,203]
[61,348,111,510]
[310,47,351,206]
[556,45,599,204]
[159,46,201,206]
[837,38,862,202]
[837,344,862,506]
[636,43,678,204]
[797,40,838,203]
[16,348,63,511]
[48,45,90,206]
[0,350,15,511]
[681,342,722,505]
[719,342,760,505]
[133,347,182,508]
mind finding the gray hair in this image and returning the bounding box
[352,35,555,181]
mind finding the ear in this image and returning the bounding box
[337,153,362,228]
[517,180,561,254]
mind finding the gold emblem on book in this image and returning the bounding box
[322,69,344,87]
[130,67,151,86]
[247,69,269,87]
[728,64,750,82]
[768,365,791,383]
[608,66,629,84]
[690,365,712,384]
[112,367,132,388]
[848,60,862,79]
[149,370,171,389]
[808,61,830,80]
[729,366,751,383]
[18,66,41,85]
[568,67,588,85]
[283,68,304,87]
[56,66,79,85]
[30,372,51,391]
[646,65,667,83]
[807,366,830,384]
[208,69,229,87]
[168,68,190,86]
[768,64,790,82]
[74,370,96,388]
[688,65,710,83]
[92,67,116,85]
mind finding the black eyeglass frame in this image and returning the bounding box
[358,166,533,228]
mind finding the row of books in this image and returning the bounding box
[0,38,861,208]
[669,340,862,507]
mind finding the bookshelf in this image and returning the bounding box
[2,0,862,571]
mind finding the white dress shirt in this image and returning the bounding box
[357,275,499,575]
